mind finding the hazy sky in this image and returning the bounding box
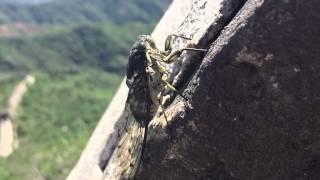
[0,0,52,4]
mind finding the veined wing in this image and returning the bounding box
[102,101,145,179]
[103,76,152,179]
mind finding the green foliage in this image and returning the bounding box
[0,71,122,180]
[0,22,154,74]
[0,22,155,179]
[0,74,22,110]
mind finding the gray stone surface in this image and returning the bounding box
[137,0,320,179]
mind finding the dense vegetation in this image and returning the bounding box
[0,23,153,74]
[0,0,170,179]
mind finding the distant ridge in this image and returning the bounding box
[0,0,171,25]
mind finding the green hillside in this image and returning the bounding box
[0,22,155,180]
[0,0,170,179]
[0,71,122,180]
[0,23,153,74]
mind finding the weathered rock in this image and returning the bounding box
[137,0,320,179]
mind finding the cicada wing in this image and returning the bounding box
[117,116,145,178]
[116,77,151,179]
[103,102,145,179]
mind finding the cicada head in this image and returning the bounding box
[126,35,149,88]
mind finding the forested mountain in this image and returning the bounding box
[0,23,152,74]
[0,0,171,179]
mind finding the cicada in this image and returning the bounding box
[115,34,206,179]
